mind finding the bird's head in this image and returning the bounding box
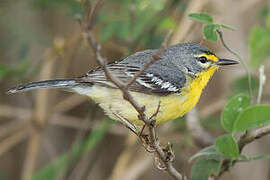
[167,43,238,78]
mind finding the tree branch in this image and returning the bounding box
[216,122,270,178]
[126,30,173,89]
[80,1,185,179]
[186,108,214,147]
[213,28,266,178]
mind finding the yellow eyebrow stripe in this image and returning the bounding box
[199,53,219,62]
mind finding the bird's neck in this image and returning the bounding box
[183,66,219,98]
[193,66,219,90]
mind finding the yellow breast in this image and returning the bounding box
[87,66,218,126]
[157,66,218,124]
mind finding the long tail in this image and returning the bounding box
[7,79,80,94]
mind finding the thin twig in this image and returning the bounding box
[238,124,270,152]
[170,0,210,44]
[126,30,173,88]
[149,101,161,120]
[167,0,213,152]
[217,29,253,98]
[113,112,138,135]
[88,0,105,30]
[80,1,184,179]
[257,65,266,104]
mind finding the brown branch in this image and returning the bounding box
[80,1,185,179]
[186,108,214,148]
[113,112,138,135]
[167,0,214,151]
[213,29,260,178]
[126,30,173,88]
[149,101,161,120]
[238,124,270,152]
[216,123,270,178]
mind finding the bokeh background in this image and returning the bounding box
[1,0,270,179]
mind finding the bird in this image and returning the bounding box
[7,43,238,126]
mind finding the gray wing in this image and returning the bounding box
[78,49,187,95]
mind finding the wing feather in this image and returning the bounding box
[78,62,181,95]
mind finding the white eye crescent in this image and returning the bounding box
[198,56,212,68]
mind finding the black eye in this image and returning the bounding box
[199,56,207,63]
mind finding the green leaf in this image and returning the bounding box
[219,23,237,31]
[215,134,239,159]
[188,13,213,24]
[203,24,220,42]
[233,105,270,132]
[30,120,111,180]
[249,27,270,67]
[190,158,220,180]
[221,94,250,132]
[189,145,223,162]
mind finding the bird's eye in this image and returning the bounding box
[199,56,207,63]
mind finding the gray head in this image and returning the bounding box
[164,43,238,77]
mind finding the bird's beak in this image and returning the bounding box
[216,59,239,66]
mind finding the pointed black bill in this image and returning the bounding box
[216,59,239,66]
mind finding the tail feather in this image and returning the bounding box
[7,79,79,94]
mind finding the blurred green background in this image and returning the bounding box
[1,0,270,180]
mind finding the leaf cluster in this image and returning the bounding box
[190,94,270,179]
[189,11,270,180]
[188,13,235,42]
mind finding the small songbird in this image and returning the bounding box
[8,43,238,125]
